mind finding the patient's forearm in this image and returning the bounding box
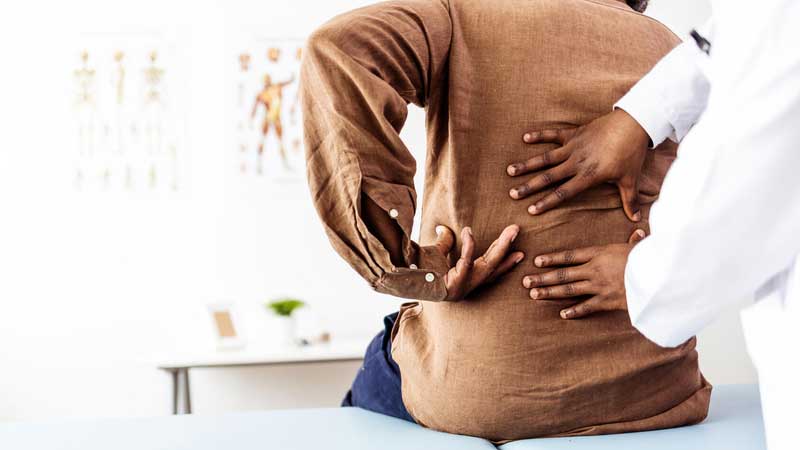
[362,195,406,267]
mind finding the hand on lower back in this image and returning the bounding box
[422,225,525,301]
[523,229,646,319]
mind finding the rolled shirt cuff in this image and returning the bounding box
[375,267,448,302]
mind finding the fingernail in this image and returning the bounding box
[560,309,571,319]
[528,205,537,215]
[636,229,646,238]
[523,277,531,288]
[530,289,539,299]
[523,133,531,142]
[465,227,473,237]
[507,165,517,176]
[435,225,446,236]
[535,257,544,267]
[633,211,642,221]
[511,230,519,242]
[509,189,519,199]
[515,253,525,263]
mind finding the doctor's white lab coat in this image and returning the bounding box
[615,2,800,450]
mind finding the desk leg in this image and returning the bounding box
[182,368,192,414]
[171,369,179,415]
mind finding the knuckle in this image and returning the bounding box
[541,172,553,185]
[557,268,568,283]
[553,187,568,200]
[564,283,575,296]
[541,151,551,166]
[563,250,575,264]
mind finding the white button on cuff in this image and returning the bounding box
[425,273,435,282]
[409,264,418,270]
[389,208,399,218]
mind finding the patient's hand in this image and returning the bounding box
[424,225,525,301]
[507,109,650,222]
[522,229,645,319]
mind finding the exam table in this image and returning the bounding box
[0,384,764,450]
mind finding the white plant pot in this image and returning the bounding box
[273,316,296,346]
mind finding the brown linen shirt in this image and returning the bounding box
[301,0,711,441]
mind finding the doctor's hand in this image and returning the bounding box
[424,225,525,301]
[507,108,650,222]
[522,229,646,319]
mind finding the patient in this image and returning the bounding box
[301,0,710,442]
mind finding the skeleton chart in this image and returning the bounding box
[72,32,186,193]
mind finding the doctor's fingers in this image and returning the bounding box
[522,127,579,145]
[559,296,618,320]
[527,176,594,215]
[507,145,572,177]
[528,281,594,300]
[628,228,647,244]
[522,265,591,288]
[534,246,600,268]
[509,163,575,200]
[618,176,643,223]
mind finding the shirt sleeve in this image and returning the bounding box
[614,20,713,147]
[301,0,452,301]
[624,13,800,347]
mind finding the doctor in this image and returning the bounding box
[505,1,799,449]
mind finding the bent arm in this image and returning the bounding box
[301,0,452,300]
[615,20,712,147]
[625,14,800,347]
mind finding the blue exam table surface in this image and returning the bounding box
[0,384,763,450]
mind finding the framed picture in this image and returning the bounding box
[208,302,246,350]
[72,30,188,193]
[229,35,306,181]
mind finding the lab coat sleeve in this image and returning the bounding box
[624,11,800,347]
[614,21,712,147]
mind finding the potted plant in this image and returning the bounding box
[266,298,305,345]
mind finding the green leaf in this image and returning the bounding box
[266,298,306,317]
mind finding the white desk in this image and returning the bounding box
[156,338,370,415]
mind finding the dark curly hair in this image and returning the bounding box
[626,0,649,12]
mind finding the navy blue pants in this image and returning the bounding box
[341,312,415,422]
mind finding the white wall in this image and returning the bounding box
[0,0,752,423]
[0,0,400,421]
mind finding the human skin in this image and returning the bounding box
[506,107,655,319]
[507,108,650,221]
[524,229,645,319]
[362,196,525,302]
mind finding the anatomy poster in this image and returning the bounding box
[231,38,305,181]
[72,32,186,192]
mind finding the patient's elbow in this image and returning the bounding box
[306,11,359,62]
[306,23,339,56]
